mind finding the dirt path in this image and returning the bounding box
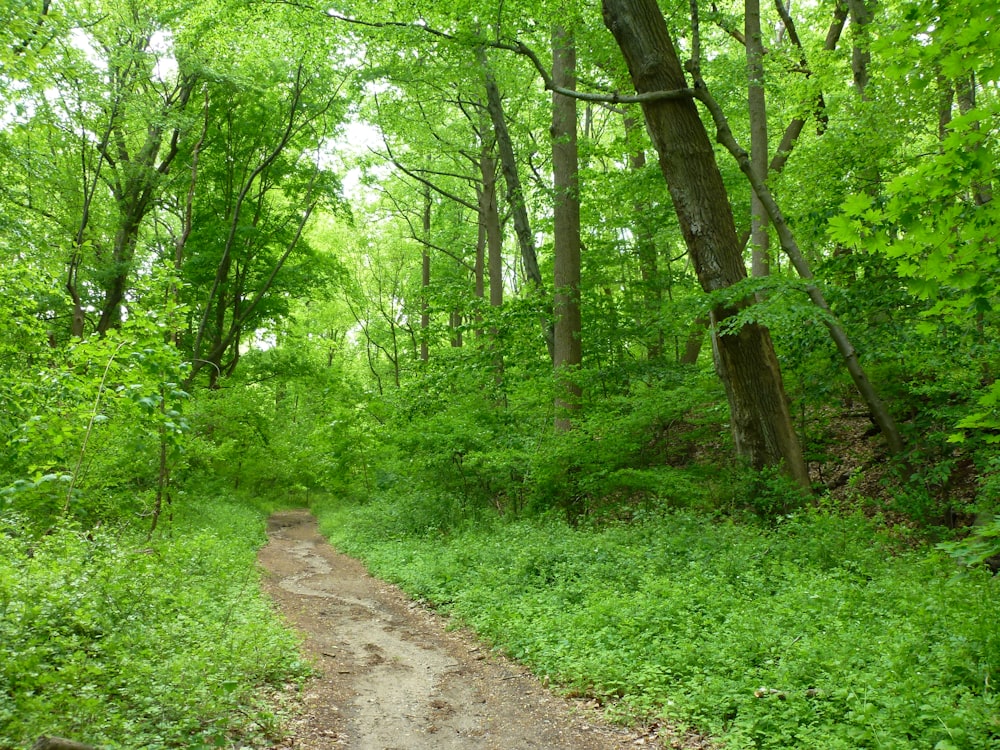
[257,509,667,749]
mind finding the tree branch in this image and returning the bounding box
[373,146,479,212]
[709,1,747,46]
[379,185,477,272]
[500,38,696,104]
[320,6,695,105]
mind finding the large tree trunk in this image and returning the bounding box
[552,23,582,432]
[602,0,809,486]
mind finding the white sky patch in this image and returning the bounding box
[0,78,33,128]
[69,27,107,70]
[341,119,383,153]
[346,321,364,346]
[149,30,178,83]
[319,118,391,202]
[246,329,277,352]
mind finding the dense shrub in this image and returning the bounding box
[0,500,308,749]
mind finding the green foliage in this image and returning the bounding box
[0,499,308,749]
[721,464,810,519]
[938,513,1000,569]
[1,318,191,531]
[317,499,1000,750]
[954,381,1000,444]
[180,321,374,504]
[355,347,725,523]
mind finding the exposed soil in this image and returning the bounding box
[257,510,702,750]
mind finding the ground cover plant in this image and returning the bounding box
[0,498,309,749]
[315,493,1000,749]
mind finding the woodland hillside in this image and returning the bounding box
[1,0,999,748]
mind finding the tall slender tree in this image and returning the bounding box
[552,21,582,431]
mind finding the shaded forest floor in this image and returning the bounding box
[258,510,710,749]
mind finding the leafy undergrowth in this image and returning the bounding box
[0,499,309,749]
[317,495,1000,750]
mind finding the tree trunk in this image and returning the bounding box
[479,149,504,311]
[680,315,709,365]
[450,310,463,347]
[937,72,954,143]
[695,84,905,455]
[478,143,506,394]
[96,77,195,334]
[766,2,848,177]
[474,147,487,342]
[847,0,875,98]
[420,187,430,362]
[552,24,582,432]
[624,113,664,359]
[746,0,770,278]
[956,74,993,206]
[602,0,809,487]
[477,47,543,291]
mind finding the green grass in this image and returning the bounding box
[0,497,309,749]
[316,493,1000,749]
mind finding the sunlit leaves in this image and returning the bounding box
[878,0,1000,83]
[831,106,999,320]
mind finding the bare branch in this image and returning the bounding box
[499,38,696,104]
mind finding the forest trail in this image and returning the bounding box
[257,509,667,749]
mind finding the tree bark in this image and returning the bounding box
[846,0,875,98]
[478,149,504,311]
[624,113,664,359]
[552,24,582,432]
[478,142,506,392]
[602,0,809,486]
[956,74,993,206]
[420,187,431,362]
[96,77,196,334]
[937,72,954,143]
[746,0,770,278]
[680,315,709,365]
[477,47,543,291]
[473,146,487,338]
